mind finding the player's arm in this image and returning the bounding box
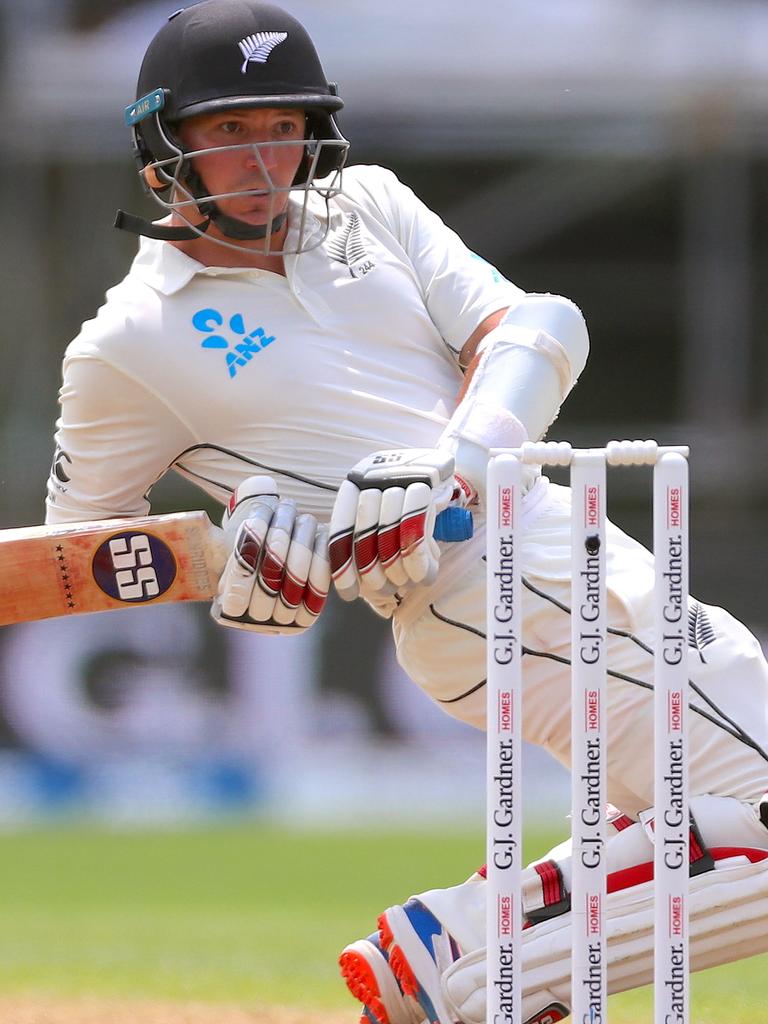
[327,299,587,603]
[457,308,508,371]
[50,357,330,635]
[46,356,197,524]
[363,165,591,485]
[344,166,587,431]
[329,169,588,600]
[439,292,590,499]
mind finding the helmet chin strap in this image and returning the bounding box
[209,207,287,240]
[116,160,288,244]
[114,206,287,243]
[114,209,210,240]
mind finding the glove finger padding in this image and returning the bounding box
[273,512,318,625]
[354,489,398,595]
[294,524,330,629]
[218,497,278,617]
[329,477,362,602]
[330,448,463,603]
[378,487,409,588]
[215,476,328,635]
[400,480,441,585]
[249,499,296,621]
[223,475,280,532]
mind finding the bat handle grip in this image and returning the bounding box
[433,506,473,542]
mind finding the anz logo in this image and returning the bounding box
[92,531,177,603]
[192,308,277,379]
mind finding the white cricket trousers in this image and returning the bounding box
[392,481,768,816]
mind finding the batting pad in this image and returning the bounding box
[442,852,768,1024]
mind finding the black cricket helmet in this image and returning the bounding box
[115,0,350,253]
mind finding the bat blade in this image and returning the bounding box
[0,511,227,627]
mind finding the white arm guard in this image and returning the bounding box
[438,293,589,496]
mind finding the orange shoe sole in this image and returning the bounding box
[378,913,423,1008]
[339,946,390,1024]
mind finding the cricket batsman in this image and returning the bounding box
[44,2,768,1021]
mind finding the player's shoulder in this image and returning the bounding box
[65,266,165,367]
[336,163,403,192]
[327,163,412,219]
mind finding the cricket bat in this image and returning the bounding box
[0,506,473,627]
[0,511,227,627]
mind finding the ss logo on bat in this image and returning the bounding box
[108,534,159,599]
[92,530,177,602]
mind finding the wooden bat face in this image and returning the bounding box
[0,512,227,627]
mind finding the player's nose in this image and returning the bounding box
[245,141,279,173]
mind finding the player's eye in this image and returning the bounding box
[219,121,244,135]
[274,119,302,137]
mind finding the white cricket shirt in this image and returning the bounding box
[46,165,523,524]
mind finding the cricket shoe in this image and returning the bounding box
[339,932,424,1024]
[377,899,462,1024]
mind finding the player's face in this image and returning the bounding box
[176,107,307,227]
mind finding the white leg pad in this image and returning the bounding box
[442,854,768,1024]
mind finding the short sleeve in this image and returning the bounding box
[348,167,525,356]
[45,355,196,524]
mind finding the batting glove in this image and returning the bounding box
[328,448,475,603]
[212,475,330,635]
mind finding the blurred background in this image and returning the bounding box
[0,0,765,826]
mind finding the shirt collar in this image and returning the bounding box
[129,198,327,297]
[130,234,205,296]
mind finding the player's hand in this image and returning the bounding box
[212,476,330,635]
[328,448,475,602]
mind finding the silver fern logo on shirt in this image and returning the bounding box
[238,32,288,72]
[327,213,376,278]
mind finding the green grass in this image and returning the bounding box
[0,823,764,1020]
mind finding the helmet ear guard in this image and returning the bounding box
[141,165,166,192]
[117,100,213,240]
[125,92,183,198]
[297,99,347,182]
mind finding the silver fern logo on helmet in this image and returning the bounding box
[238,32,288,72]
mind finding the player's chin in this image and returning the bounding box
[225,200,288,227]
